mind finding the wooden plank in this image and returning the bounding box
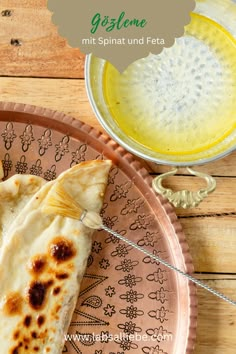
[0,77,97,125]
[181,217,236,273]
[0,0,45,8]
[193,278,236,354]
[147,151,236,177]
[170,176,236,217]
[0,0,84,78]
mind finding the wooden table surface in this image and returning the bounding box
[0,1,235,353]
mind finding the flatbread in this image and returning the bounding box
[0,175,46,250]
[0,159,111,354]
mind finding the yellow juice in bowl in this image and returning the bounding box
[103,13,236,159]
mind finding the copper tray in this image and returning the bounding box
[0,102,197,354]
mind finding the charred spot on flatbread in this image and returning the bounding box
[37,314,45,327]
[3,292,23,316]
[27,255,47,275]
[53,286,61,296]
[27,281,47,310]
[13,330,20,340]
[31,331,38,339]
[11,346,21,354]
[23,315,32,327]
[49,237,76,263]
[56,272,69,280]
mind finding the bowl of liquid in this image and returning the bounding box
[85,0,236,208]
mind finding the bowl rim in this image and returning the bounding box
[85,54,236,167]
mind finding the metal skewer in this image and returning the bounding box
[101,224,236,307]
[44,184,236,307]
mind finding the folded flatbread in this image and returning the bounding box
[0,175,46,250]
[0,159,111,354]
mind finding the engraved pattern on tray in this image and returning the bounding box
[0,103,197,354]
